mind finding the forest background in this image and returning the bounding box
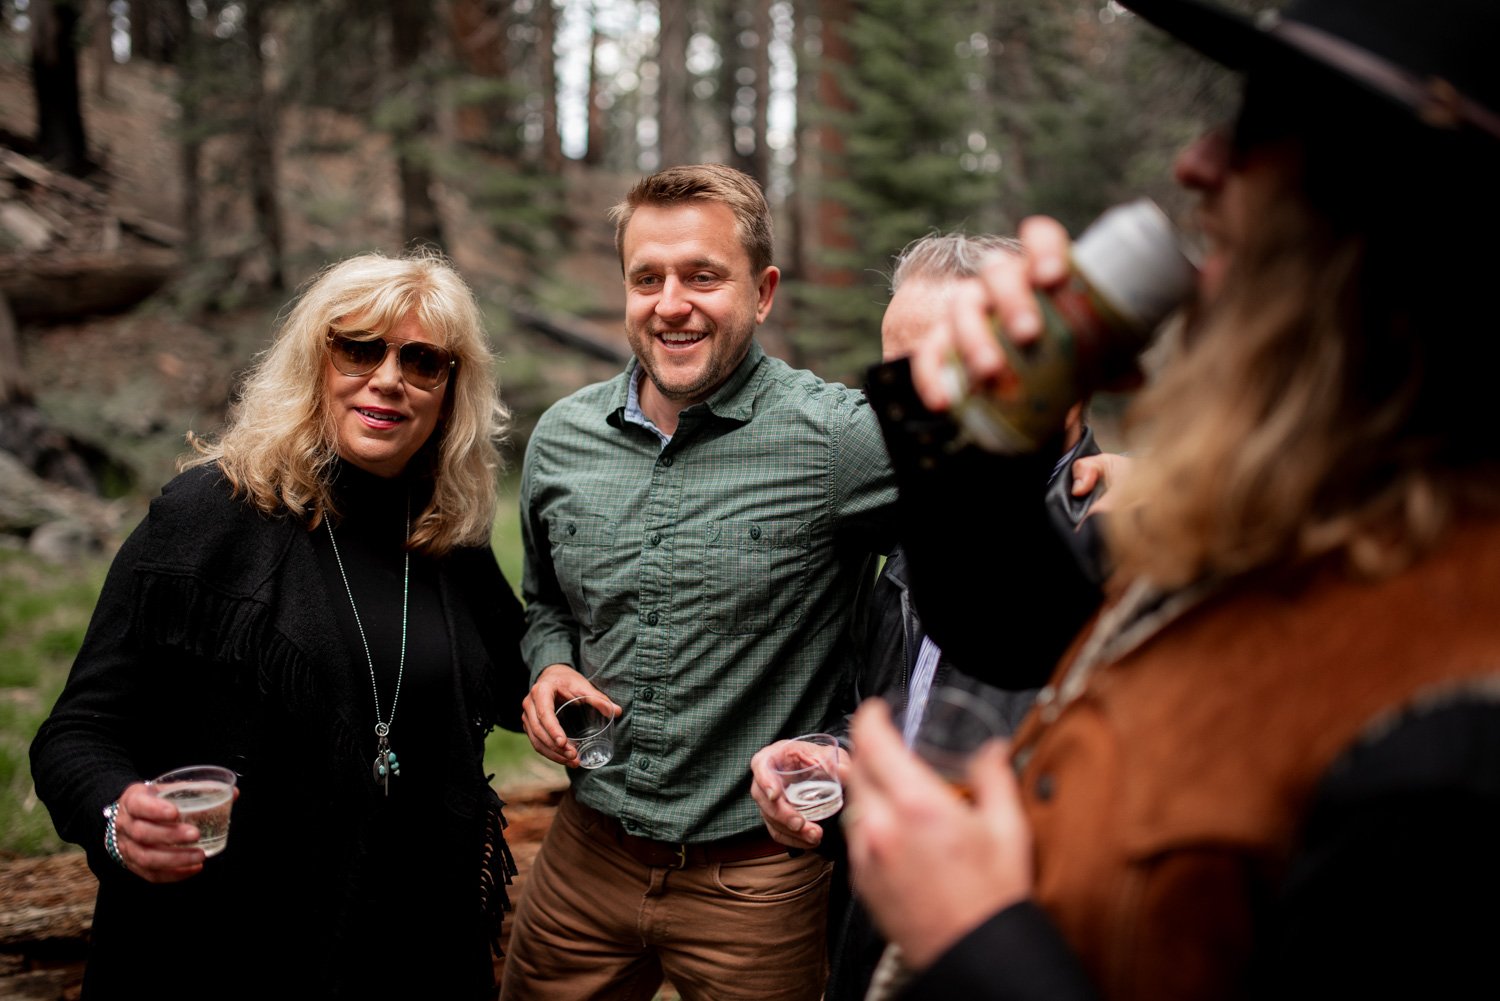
[0,0,1264,859]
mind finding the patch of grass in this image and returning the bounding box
[491,472,524,599]
[486,473,568,792]
[484,728,565,792]
[0,548,109,858]
[0,650,43,689]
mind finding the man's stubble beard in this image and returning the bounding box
[630,315,756,406]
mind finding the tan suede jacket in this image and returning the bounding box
[1011,518,1500,1001]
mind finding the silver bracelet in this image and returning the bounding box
[101,801,126,869]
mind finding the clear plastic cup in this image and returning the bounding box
[557,696,615,769]
[148,765,237,856]
[771,733,844,821]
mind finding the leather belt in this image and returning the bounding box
[574,797,787,870]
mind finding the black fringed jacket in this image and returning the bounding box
[30,464,529,998]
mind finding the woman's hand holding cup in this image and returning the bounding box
[111,780,232,884]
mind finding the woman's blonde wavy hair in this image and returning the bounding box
[184,251,509,556]
[1107,76,1500,590]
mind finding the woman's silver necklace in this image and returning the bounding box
[325,509,408,796]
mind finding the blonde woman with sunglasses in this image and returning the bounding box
[31,251,528,999]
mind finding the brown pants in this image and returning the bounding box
[500,791,832,1001]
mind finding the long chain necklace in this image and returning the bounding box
[325,506,408,796]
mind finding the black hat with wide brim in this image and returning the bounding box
[1118,0,1500,143]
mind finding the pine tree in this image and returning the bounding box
[789,0,992,379]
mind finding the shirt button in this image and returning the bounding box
[646,610,659,625]
[642,687,655,702]
[566,522,577,536]
[749,525,762,540]
[640,757,652,771]
[661,455,674,467]
[649,532,662,546]
[1035,773,1055,802]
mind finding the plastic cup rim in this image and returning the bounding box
[771,733,842,778]
[147,764,238,789]
[557,695,614,741]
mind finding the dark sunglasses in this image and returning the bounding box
[327,333,455,390]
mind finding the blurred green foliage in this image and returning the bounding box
[0,548,107,858]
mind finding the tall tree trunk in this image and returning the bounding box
[30,0,91,177]
[808,0,854,287]
[172,0,200,251]
[584,13,605,166]
[391,0,445,250]
[785,0,810,280]
[536,0,564,172]
[242,0,285,288]
[719,1,753,177]
[991,3,1038,214]
[449,0,510,150]
[749,0,771,186]
[90,0,111,99]
[656,0,689,168]
[129,0,178,62]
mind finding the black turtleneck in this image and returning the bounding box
[306,460,494,992]
[307,460,451,811]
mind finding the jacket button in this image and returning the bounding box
[566,522,577,536]
[640,757,652,771]
[646,610,660,625]
[649,532,662,546]
[749,525,762,540]
[642,687,656,702]
[661,455,674,467]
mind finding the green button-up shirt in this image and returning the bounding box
[519,343,897,842]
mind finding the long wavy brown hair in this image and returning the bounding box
[184,251,509,556]
[1108,73,1500,588]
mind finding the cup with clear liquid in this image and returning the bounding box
[557,695,615,769]
[771,733,845,822]
[905,687,1006,799]
[148,764,237,856]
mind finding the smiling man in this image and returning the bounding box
[502,164,897,1001]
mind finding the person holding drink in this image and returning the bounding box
[30,251,530,999]
[750,232,1108,1001]
[505,163,896,1001]
[845,0,1500,997]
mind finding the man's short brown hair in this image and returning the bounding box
[609,163,774,275]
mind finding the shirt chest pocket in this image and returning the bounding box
[700,519,811,634]
[548,515,620,630]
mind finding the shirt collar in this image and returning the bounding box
[623,365,672,447]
